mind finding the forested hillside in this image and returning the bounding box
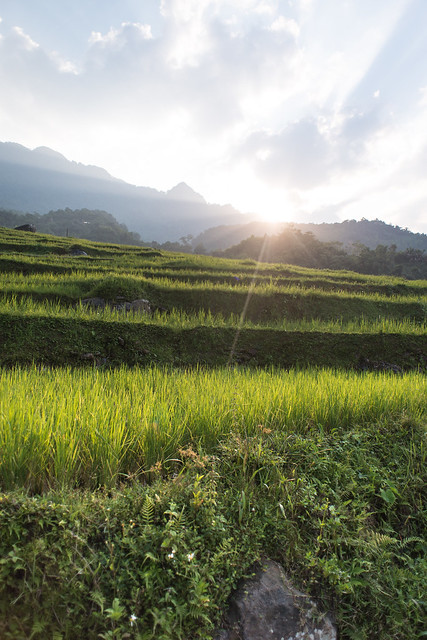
[2,206,426,278]
[211,227,427,279]
[0,207,143,245]
[193,218,427,252]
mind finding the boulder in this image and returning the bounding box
[14,224,36,232]
[112,301,132,311]
[215,560,336,640]
[81,297,106,309]
[130,299,152,314]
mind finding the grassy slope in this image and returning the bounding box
[0,227,426,640]
[0,228,426,369]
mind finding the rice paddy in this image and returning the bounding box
[0,226,426,640]
[1,365,424,491]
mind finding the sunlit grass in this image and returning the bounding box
[0,294,425,334]
[1,269,425,304]
[0,366,425,491]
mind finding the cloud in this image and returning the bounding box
[238,105,389,190]
[0,0,426,233]
[241,119,333,189]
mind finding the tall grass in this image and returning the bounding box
[1,269,425,304]
[1,366,425,491]
[1,294,426,334]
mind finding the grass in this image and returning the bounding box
[2,268,425,302]
[0,412,425,639]
[0,227,426,639]
[0,365,425,492]
[0,294,425,334]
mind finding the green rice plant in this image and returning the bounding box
[1,258,425,306]
[1,294,425,334]
[0,366,425,491]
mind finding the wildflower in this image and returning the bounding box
[187,552,195,561]
[167,550,175,559]
[130,614,138,627]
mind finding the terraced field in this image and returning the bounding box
[0,226,426,640]
[0,227,426,369]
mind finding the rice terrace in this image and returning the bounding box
[0,226,426,639]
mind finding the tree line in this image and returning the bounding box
[2,207,425,278]
[208,228,427,279]
[0,208,143,246]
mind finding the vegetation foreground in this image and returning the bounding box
[0,228,426,639]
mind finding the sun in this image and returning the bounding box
[236,182,296,224]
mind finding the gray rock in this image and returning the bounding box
[81,297,106,309]
[130,299,152,314]
[112,301,131,311]
[80,353,95,361]
[215,560,336,640]
[14,223,36,232]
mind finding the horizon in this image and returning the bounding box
[2,138,427,239]
[0,1,426,234]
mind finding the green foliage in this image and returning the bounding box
[0,415,426,639]
[213,228,427,279]
[0,366,425,491]
[85,275,146,301]
[0,225,426,639]
[0,207,143,246]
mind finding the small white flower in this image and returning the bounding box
[167,550,175,559]
[130,614,137,626]
[187,552,195,561]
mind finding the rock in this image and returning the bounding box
[215,560,336,640]
[112,301,132,312]
[357,356,402,373]
[14,223,36,232]
[70,249,88,256]
[81,297,106,309]
[130,299,152,314]
[80,353,95,361]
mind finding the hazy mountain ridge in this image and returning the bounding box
[0,142,247,241]
[193,219,427,253]
[1,142,425,253]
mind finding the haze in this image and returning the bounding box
[0,0,426,233]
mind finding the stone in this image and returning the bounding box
[130,299,152,314]
[81,297,106,309]
[357,356,402,373]
[14,224,36,232]
[215,560,336,640]
[112,301,132,312]
[80,353,95,361]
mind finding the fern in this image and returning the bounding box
[396,536,425,550]
[141,494,154,527]
[364,532,425,557]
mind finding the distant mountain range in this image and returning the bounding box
[0,142,248,241]
[0,141,426,252]
[192,219,427,253]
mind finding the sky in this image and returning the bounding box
[0,0,426,234]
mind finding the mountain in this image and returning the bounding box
[0,142,248,241]
[193,219,427,252]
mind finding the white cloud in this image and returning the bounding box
[89,22,153,46]
[269,16,299,38]
[12,26,39,50]
[0,0,426,233]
